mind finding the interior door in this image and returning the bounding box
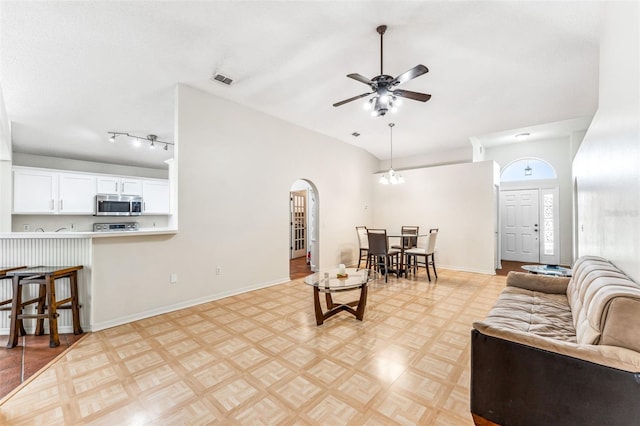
[501,189,540,262]
[290,190,307,259]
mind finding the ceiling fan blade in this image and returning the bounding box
[333,92,373,107]
[391,64,429,86]
[392,89,432,102]
[347,73,373,85]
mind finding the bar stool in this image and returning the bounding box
[7,265,84,348]
[0,266,27,337]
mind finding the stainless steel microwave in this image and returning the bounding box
[95,194,143,216]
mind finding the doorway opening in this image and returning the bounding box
[289,179,319,280]
[499,158,560,265]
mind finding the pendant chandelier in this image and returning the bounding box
[379,123,404,185]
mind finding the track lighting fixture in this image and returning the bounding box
[107,132,174,151]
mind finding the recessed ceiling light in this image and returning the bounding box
[515,132,530,140]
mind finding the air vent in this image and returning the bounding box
[211,73,233,85]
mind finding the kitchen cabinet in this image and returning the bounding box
[142,179,170,214]
[13,168,57,213]
[13,168,96,214]
[58,173,96,213]
[96,177,142,196]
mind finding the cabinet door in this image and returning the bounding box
[59,173,96,213]
[96,177,120,194]
[142,180,170,214]
[120,178,142,196]
[13,169,57,213]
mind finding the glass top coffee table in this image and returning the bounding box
[304,268,372,325]
[521,264,573,277]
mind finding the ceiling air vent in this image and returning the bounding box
[211,73,233,85]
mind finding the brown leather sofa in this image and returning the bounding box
[471,256,640,426]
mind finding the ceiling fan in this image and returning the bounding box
[333,25,431,116]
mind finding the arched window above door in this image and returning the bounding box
[500,158,557,182]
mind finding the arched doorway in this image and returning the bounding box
[499,158,559,265]
[289,179,319,279]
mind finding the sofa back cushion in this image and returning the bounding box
[567,256,640,352]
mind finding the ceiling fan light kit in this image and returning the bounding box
[334,24,431,117]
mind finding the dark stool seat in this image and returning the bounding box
[7,265,83,348]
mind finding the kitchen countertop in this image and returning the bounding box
[0,228,177,238]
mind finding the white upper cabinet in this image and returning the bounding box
[142,179,170,214]
[13,168,96,214]
[13,166,169,216]
[13,168,58,213]
[58,173,96,213]
[96,177,142,196]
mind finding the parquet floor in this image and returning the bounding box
[0,268,506,425]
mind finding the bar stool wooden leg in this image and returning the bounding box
[7,276,22,349]
[46,276,61,348]
[34,281,47,336]
[70,272,83,335]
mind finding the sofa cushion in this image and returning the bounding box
[567,257,640,348]
[485,286,576,342]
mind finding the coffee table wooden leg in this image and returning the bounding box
[313,287,324,325]
[355,284,368,321]
[325,293,334,310]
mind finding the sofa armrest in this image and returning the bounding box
[506,271,570,294]
[473,321,640,372]
[471,325,640,426]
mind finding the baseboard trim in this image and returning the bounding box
[89,276,290,332]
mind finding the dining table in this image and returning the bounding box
[387,232,428,278]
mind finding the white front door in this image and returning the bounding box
[501,189,540,262]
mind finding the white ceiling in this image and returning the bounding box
[0,1,602,169]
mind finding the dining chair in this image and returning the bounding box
[405,230,438,281]
[356,226,369,269]
[391,225,419,250]
[366,229,399,283]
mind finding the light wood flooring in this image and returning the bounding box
[0,268,506,425]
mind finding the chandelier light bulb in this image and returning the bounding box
[150,141,156,150]
[131,138,141,148]
[109,134,116,143]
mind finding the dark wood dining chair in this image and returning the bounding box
[391,225,419,250]
[367,229,399,283]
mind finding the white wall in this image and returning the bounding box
[372,160,498,274]
[0,85,12,232]
[485,136,576,265]
[12,153,169,178]
[90,85,378,329]
[380,146,472,171]
[573,1,640,281]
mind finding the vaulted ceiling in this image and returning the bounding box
[1,1,601,169]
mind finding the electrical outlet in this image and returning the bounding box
[23,224,30,232]
[216,266,222,276]
[170,273,178,284]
